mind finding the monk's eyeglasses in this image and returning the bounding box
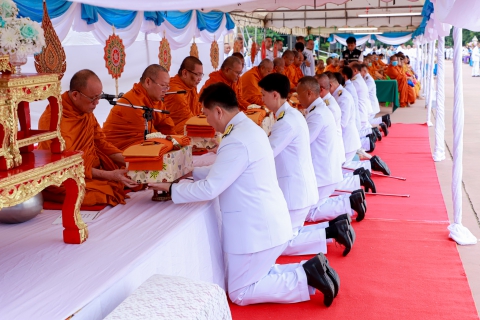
[149,77,170,91]
[186,69,204,79]
[228,68,242,76]
[76,90,103,103]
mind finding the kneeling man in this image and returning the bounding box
[149,83,340,307]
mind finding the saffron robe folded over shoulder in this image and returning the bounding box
[385,65,416,107]
[284,64,300,89]
[240,66,264,106]
[164,75,201,134]
[199,70,249,111]
[103,83,176,151]
[38,91,126,207]
[324,64,338,73]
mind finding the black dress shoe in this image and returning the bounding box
[303,253,336,307]
[324,258,341,297]
[366,134,376,152]
[353,167,365,176]
[382,114,391,127]
[379,122,389,137]
[370,155,391,175]
[373,127,382,141]
[351,188,365,201]
[350,194,366,222]
[332,218,355,256]
[359,171,377,193]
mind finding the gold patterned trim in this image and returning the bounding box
[0,74,59,88]
[17,132,58,148]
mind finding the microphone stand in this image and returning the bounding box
[106,100,170,140]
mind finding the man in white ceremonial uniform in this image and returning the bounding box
[340,66,376,153]
[349,62,385,143]
[259,73,355,257]
[323,72,377,193]
[294,77,367,223]
[358,63,389,137]
[228,36,249,73]
[149,82,341,307]
[296,36,315,76]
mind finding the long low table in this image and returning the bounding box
[375,80,400,112]
[0,190,224,319]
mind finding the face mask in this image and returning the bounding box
[392,61,398,66]
[368,63,372,67]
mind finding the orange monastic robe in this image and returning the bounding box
[38,92,126,206]
[324,64,338,73]
[240,66,264,106]
[199,70,249,111]
[385,65,416,107]
[103,83,176,151]
[315,66,325,75]
[284,64,296,89]
[164,75,201,134]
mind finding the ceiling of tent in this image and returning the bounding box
[220,0,424,35]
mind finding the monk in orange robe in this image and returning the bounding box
[273,57,285,74]
[324,57,339,73]
[163,56,203,134]
[103,64,176,151]
[385,55,416,107]
[38,70,137,206]
[283,50,302,91]
[293,51,305,85]
[241,59,273,106]
[199,56,250,111]
[316,59,325,74]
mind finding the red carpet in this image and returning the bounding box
[229,124,478,320]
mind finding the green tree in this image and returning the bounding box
[445,29,480,47]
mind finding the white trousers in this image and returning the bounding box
[343,159,371,173]
[345,150,357,163]
[283,206,328,256]
[369,115,383,126]
[360,136,371,150]
[227,242,314,305]
[472,61,479,76]
[332,174,360,196]
[306,184,352,222]
[359,126,373,138]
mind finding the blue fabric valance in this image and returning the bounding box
[13,0,234,32]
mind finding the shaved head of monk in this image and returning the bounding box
[282,50,294,67]
[258,59,274,78]
[140,64,170,102]
[273,57,285,74]
[178,56,203,88]
[69,69,102,114]
[221,56,243,83]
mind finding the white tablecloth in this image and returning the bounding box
[0,190,224,319]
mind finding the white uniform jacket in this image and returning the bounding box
[172,112,292,255]
[364,74,380,115]
[344,80,361,131]
[351,74,372,130]
[332,85,361,154]
[322,93,346,164]
[305,98,344,188]
[269,102,319,210]
[254,49,274,66]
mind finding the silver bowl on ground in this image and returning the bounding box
[0,193,43,224]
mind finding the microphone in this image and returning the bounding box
[165,90,187,95]
[101,92,124,100]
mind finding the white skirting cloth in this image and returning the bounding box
[0,191,224,320]
[369,116,383,126]
[105,275,232,320]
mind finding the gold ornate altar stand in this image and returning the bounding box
[0,55,88,244]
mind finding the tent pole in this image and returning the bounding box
[448,27,477,245]
[426,40,435,126]
[433,36,446,162]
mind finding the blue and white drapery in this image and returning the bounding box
[327,33,413,46]
[13,0,235,48]
[327,34,371,46]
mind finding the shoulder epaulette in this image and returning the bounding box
[338,90,342,97]
[309,105,316,113]
[222,124,234,138]
[324,99,330,106]
[277,111,285,120]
